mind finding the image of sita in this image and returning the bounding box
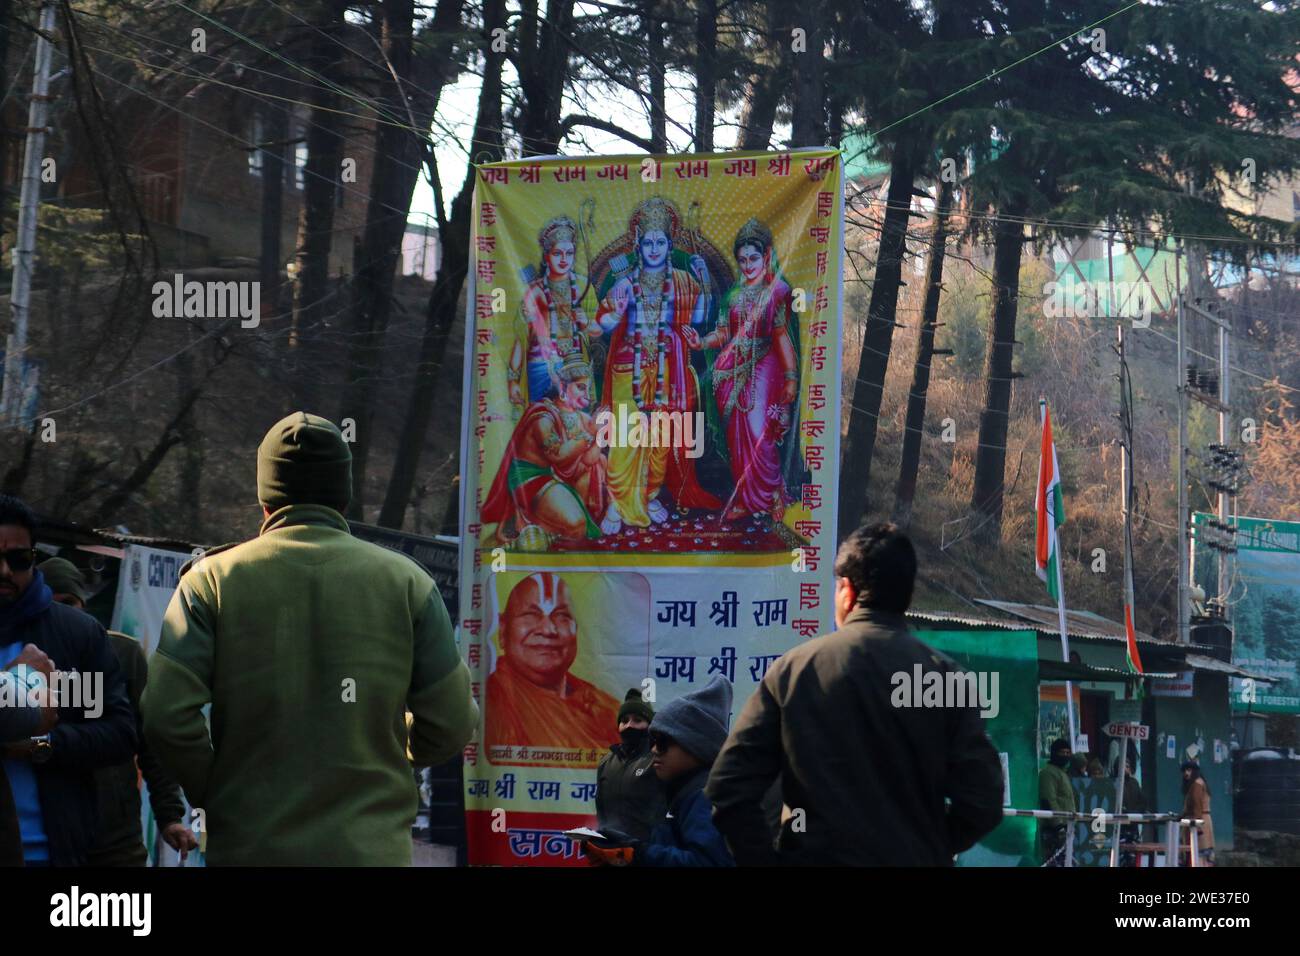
[507,215,601,418]
[685,217,799,521]
[591,197,726,531]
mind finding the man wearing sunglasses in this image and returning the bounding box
[0,494,137,867]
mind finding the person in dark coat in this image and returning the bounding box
[0,495,136,866]
[585,676,736,867]
[706,523,1005,866]
[595,688,667,842]
[39,558,197,865]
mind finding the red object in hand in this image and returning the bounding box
[583,842,636,867]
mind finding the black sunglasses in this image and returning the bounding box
[0,549,36,572]
[649,732,676,753]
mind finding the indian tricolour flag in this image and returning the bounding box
[1034,400,1065,600]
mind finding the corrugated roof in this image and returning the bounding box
[973,599,1166,645]
[1184,653,1276,683]
[1039,659,1180,682]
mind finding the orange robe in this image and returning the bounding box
[485,655,619,766]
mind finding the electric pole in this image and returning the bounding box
[2,0,58,427]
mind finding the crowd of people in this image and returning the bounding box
[11,408,1214,868]
[1037,737,1213,866]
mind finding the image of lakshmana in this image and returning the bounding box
[593,197,722,532]
[485,573,620,761]
[507,215,600,418]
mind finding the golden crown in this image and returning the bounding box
[556,353,593,384]
[539,216,578,252]
[631,197,679,239]
[734,217,773,253]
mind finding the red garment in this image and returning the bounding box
[482,400,607,531]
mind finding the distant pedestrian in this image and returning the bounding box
[706,523,1004,865]
[1180,761,1214,865]
[595,688,667,842]
[141,412,477,865]
[1039,738,1077,866]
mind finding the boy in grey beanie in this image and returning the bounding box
[585,676,736,867]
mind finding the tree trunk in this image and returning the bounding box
[339,0,420,519]
[258,99,287,315]
[289,2,348,412]
[175,331,203,537]
[646,0,666,152]
[893,179,953,529]
[0,0,11,278]
[339,0,465,520]
[837,152,916,537]
[379,0,506,529]
[969,209,1026,538]
[694,0,716,152]
[736,0,786,150]
[790,0,825,147]
[516,0,575,155]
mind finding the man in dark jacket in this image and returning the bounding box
[39,557,196,865]
[0,495,137,866]
[595,688,667,842]
[707,523,1005,866]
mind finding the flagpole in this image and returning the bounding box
[1041,398,1078,751]
[1055,542,1078,751]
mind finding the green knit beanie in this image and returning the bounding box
[256,412,352,513]
[38,557,87,601]
[617,688,655,724]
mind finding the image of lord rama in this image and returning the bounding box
[485,572,620,765]
[593,197,722,533]
[482,354,614,550]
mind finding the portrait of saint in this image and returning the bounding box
[485,572,620,765]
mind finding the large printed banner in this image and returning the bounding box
[457,149,844,864]
[1195,513,1300,713]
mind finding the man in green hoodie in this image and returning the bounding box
[141,412,477,866]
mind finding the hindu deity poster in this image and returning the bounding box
[456,148,844,864]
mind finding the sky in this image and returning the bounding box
[409,64,765,228]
